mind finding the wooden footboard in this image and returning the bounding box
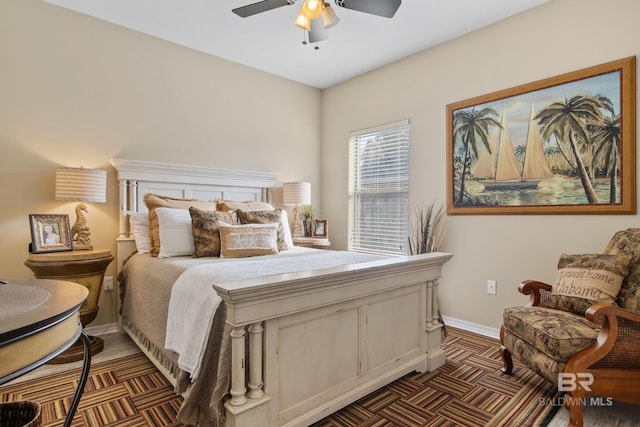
[214,252,452,427]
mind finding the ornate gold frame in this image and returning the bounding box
[447,56,635,215]
[29,214,73,253]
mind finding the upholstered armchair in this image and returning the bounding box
[500,228,640,427]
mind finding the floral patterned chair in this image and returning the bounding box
[500,228,640,427]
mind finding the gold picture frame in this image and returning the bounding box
[447,56,636,215]
[29,214,73,253]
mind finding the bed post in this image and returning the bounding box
[226,322,271,427]
[117,178,129,240]
[229,326,248,406]
[424,278,446,371]
[247,322,265,399]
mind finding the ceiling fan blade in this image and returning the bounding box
[232,0,294,18]
[334,0,401,18]
[308,18,328,43]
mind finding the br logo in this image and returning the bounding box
[558,373,594,392]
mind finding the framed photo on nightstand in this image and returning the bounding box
[29,214,73,253]
[313,219,328,238]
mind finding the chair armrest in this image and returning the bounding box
[518,280,553,307]
[568,304,640,372]
[585,303,640,325]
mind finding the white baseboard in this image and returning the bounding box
[85,322,120,336]
[442,316,500,340]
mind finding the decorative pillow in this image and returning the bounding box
[603,228,640,311]
[143,193,215,256]
[189,207,239,257]
[541,253,632,315]
[155,208,195,258]
[237,208,288,251]
[216,200,274,212]
[218,222,279,258]
[128,211,150,254]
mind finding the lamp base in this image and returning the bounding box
[71,202,93,250]
[72,242,93,251]
[291,204,304,238]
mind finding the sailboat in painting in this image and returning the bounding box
[471,104,553,190]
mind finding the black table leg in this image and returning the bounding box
[63,330,91,427]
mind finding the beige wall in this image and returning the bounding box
[0,0,322,327]
[322,0,640,331]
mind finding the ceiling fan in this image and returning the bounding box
[232,0,402,47]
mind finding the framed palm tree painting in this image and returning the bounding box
[446,56,635,215]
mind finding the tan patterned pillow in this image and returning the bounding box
[237,209,287,251]
[143,193,215,256]
[216,200,274,212]
[189,207,238,258]
[603,228,640,311]
[541,253,632,315]
[218,222,278,258]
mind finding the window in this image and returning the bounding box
[348,120,410,256]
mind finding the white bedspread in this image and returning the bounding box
[165,247,384,381]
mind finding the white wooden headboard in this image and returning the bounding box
[110,158,279,270]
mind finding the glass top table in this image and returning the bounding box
[0,279,91,427]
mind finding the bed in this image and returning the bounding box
[111,158,453,427]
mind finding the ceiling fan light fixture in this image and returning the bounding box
[294,10,311,31]
[301,0,323,20]
[321,3,340,28]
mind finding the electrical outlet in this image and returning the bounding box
[487,280,497,295]
[103,276,114,291]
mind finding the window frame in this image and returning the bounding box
[347,119,410,256]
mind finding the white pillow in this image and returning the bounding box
[155,207,194,258]
[281,209,294,249]
[128,211,150,254]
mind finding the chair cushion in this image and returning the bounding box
[604,228,640,311]
[501,331,564,385]
[540,253,631,315]
[503,306,600,362]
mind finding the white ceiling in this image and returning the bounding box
[42,0,549,89]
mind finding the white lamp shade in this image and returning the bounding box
[294,10,311,31]
[322,5,340,28]
[301,0,323,20]
[55,167,107,203]
[283,182,311,206]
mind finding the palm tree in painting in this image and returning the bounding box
[534,95,605,204]
[453,107,501,204]
[514,144,527,169]
[591,113,621,203]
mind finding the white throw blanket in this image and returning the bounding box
[164,263,224,381]
[164,248,383,381]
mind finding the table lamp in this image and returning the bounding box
[55,167,107,250]
[283,182,311,238]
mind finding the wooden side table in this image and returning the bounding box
[0,279,91,426]
[293,237,331,249]
[24,249,114,363]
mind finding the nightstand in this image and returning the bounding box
[293,237,331,249]
[24,249,114,363]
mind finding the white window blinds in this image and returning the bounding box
[348,120,410,256]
